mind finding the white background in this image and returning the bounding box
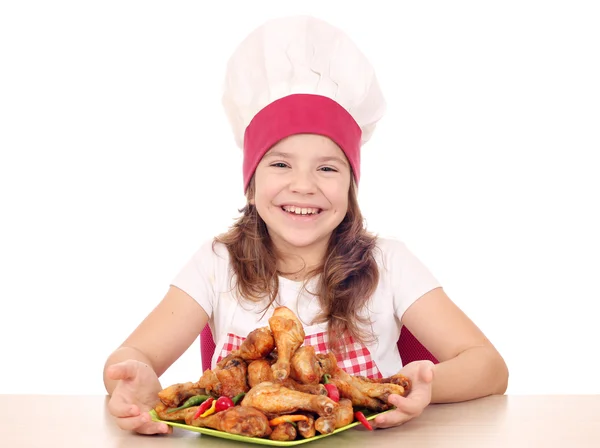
[1,1,599,395]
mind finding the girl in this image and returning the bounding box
[103,15,508,435]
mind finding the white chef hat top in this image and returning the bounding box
[221,15,386,191]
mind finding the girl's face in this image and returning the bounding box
[252,134,351,255]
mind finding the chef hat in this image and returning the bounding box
[221,15,386,192]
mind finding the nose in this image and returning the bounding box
[289,168,317,195]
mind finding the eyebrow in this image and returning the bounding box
[264,151,349,167]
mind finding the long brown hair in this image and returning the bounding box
[214,178,380,354]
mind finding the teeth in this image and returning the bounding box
[282,205,320,215]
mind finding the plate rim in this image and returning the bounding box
[149,407,393,446]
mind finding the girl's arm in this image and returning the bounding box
[401,287,509,403]
[103,285,209,395]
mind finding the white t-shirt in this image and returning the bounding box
[171,237,441,378]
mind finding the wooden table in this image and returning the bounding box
[1,395,599,447]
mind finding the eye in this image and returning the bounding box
[271,162,289,168]
[319,166,338,172]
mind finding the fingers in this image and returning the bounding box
[109,397,172,434]
[137,422,172,435]
[371,360,435,429]
[106,360,139,381]
[115,412,172,434]
[373,396,423,429]
[388,394,424,415]
[115,412,150,431]
[108,395,140,418]
[137,413,172,435]
[373,411,412,429]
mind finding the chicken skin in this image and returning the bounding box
[357,373,412,392]
[330,378,390,411]
[248,359,327,395]
[157,382,207,408]
[217,326,275,368]
[314,398,355,434]
[185,406,272,438]
[269,307,305,380]
[290,345,323,385]
[241,382,337,417]
[154,402,197,422]
[296,412,316,439]
[247,359,275,387]
[197,356,249,398]
[318,352,407,402]
[269,422,297,441]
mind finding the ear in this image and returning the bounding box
[248,197,255,205]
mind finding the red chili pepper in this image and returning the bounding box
[322,374,340,402]
[199,399,217,418]
[324,384,340,402]
[192,397,214,419]
[354,411,373,431]
[215,396,234,412]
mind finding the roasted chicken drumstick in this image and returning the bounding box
[248,359,327,395]
[318,352,408,401]
[157,382,207,408]
[241,382,337,417]
[269,307,305,380]
[314,398,355,434]
[290,345,323,385]
[331,378,390,411]
[197,356,249,398]
[217,326,275,368]
[269,422,297,441]
[185,405,272,438]
[358,372,411,391]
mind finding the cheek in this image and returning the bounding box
[253,183,279,210]
[336,198,349,215]
[327,185,350,212]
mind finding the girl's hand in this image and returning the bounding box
[372,360,434,429]
[106,360,172,435]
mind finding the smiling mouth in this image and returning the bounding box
[281,205,323,216]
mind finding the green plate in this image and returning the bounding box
[150,408,392,446]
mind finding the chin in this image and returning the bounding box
[273,230,330,250]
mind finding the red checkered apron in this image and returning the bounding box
[216,330,382,379]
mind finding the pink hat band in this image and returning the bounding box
[242,93,362,192]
